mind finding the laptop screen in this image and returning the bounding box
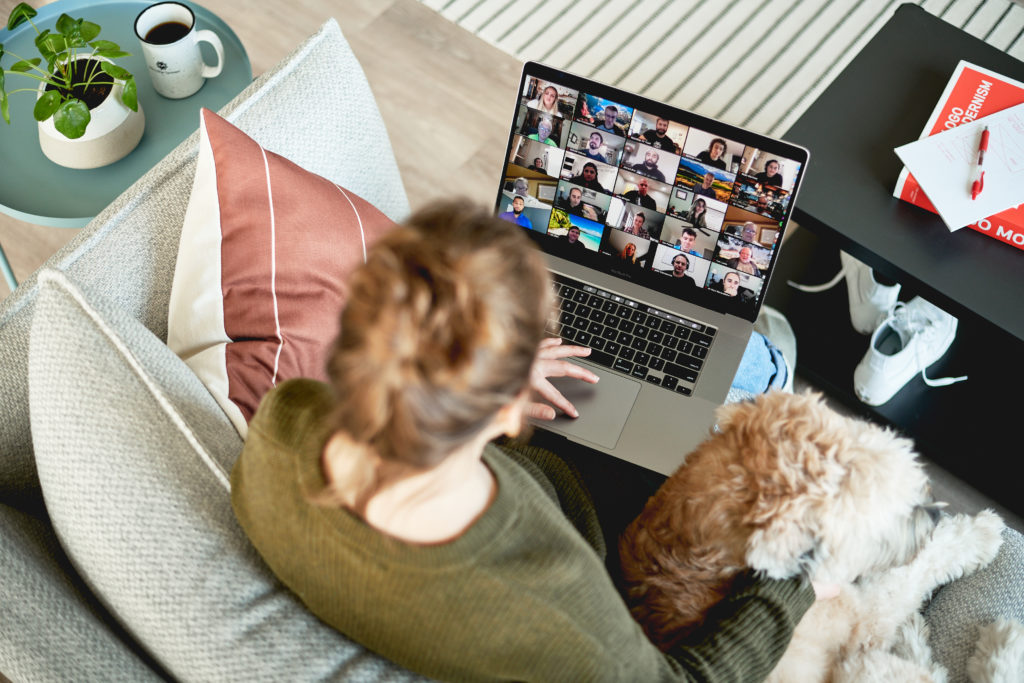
[494,62,809,323]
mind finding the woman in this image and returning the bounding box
[687,197,709,230]
[232,202,815,682]
[619,241,639,264]
[526,84,559,114]
[754,159,784,187]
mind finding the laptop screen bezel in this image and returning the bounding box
[493,61,810,324]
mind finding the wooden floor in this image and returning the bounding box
[0,0,522,298]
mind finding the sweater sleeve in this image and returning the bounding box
[660,574,814,682]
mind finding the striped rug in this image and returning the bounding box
[419,0,1024,137]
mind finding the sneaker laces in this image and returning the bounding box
[886,302,968,388]
[786,264,847,293]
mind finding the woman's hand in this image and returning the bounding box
[526,337,600,420]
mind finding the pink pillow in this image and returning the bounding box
[168,108,394,437]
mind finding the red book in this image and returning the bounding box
[893,61,1024,251]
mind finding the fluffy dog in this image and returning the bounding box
[619,391,1010,682]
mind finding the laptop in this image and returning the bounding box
[494,62,809,476]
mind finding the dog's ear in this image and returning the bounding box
[745,519,819,579]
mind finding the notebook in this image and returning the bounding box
[494,62,809,475]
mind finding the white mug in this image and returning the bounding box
[134,2,224,99]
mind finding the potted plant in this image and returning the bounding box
[0,2,144,169]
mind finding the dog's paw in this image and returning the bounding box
[927,511,1004,578]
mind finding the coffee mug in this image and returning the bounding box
[134,2,224,99]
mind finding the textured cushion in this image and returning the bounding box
[925,527,1024,683]
[0,17,409,496]
[168,109,394,438]
[28,269,423,682]
[0,502,164,682]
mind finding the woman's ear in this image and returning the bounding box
[494,389,530,439]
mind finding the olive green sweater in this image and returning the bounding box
[231,379,813,682]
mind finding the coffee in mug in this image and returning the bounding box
[134,2,224,99]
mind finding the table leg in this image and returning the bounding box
[0,240,17,292]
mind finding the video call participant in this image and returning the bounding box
[740,222,758,244]
[630,150,666,182]
[563,225,588,250]
[639,117,678,153]
[531,158,546,173]
[754,159,783,187]
[675,227,701,256]
[725,246,762,277]
[527,118,558,147]
[569,161,609,193]
[498,196,532,229]
[624,212,650,240]
[621,177,656,210]
[714,270,742,297]
[595,105,626,136]
[696,137,728,170]
[693,172,717,199]
[619,241,642,266]
[510,177,545,208]
[687,198,709,231]
[526,84,560,114]
[583,132,609,163]
[668,253,696,289]
[557,186,587,217]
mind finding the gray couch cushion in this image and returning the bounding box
[28,269,423,682]
[0,502,164,682]
[0,18,410,498]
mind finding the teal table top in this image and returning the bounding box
[0,0,252,227]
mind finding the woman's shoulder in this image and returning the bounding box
[249,379,335,449]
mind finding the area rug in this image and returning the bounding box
[419,0,1024,136]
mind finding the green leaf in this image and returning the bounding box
[100,62,130,80]
[1,94,9,125]
[92,49,130,61]
[121,76,137,112]
[53,98,90,138]
[55,13,77,35]
[42,33,67,55]
[33,89,62,121]
[34,29,54,62]
[80,21,100,43]
[6,3,37,31]
[10,58,41,72]
[90,40,120,52]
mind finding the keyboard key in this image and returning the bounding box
[588,295,603,308]
[590,336,606,351]
[665,336,679,350]
[561,300,577,314]
[630,337,647,351]
[572,317,589,330]
[588,322,604,335]
[559,312,575,326]
[675,385,692,396]
[602,327,618,341]
[660,347,677,362]
[646,342,664,358]
[630,310,647,324]
[692,332,712,347]
[561,328,577,342]
[648,330,664,345]
[613,358,634,374]
[574,331,591,346]
[618,320,635,334]
[662,375,678,391]
[604,341,621,356]
[602,300,617,314]
[677,356,704,372]
[693,346,708,359]
[617,332,633,346]
[635,352,651,365]
[645,375,661,386]
[576,304,591,319]
[617,305,632,318]
[650,357,665,371]
[586,349,614,367]
[558,285,573,298]
[604,314,620,328]
[680,341,694,355]
[633,325,649,340]
[660,320,676,335]
[619,347,635,361]
[590,310,605,324]
[631,365,649,379]
[573,290,589,303]
[664,362,699,384]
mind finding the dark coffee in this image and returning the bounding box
[145,21,190,44]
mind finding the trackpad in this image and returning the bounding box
[535,364,642,449]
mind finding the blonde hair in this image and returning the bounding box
[316,202,552,511]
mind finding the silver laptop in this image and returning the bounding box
[494,62,809,476]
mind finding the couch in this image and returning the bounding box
[0,19,1021,683]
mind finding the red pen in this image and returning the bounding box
[971,126,989,200]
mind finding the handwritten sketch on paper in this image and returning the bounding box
[894,101,1024,230]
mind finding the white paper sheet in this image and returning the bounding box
[894,101,1024,231]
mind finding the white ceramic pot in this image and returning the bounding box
[37,57,145,170]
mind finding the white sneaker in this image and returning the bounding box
[853,297,967,406]
[788,251,901,334]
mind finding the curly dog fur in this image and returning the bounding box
[619,391,1006,681]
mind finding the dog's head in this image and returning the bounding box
[719,391,939,583]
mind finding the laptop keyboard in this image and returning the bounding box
[548,273,716,396]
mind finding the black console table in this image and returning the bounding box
[766,3,1023,516]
